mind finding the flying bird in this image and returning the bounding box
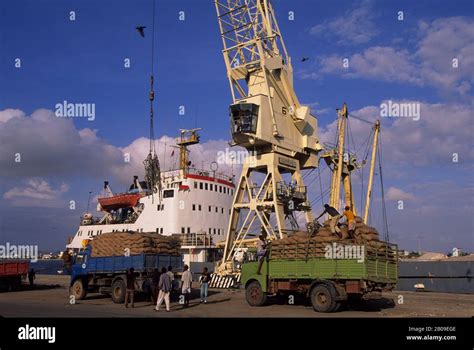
[136,26,146,38]
[301,57,310,62]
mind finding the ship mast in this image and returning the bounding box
[175,128,201,175]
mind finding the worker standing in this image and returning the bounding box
[256,235,268,275]
[28,268,36,287]
[150,268,160,304]
[155,267,171,312]
[343,206,356,237]
[166,265,175,294]
[125,267,136,308]
[199,267,211,303]
[181,265,193,308]
[316,204,342,235]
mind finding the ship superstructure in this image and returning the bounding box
[67,129,234,265]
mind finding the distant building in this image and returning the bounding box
[452,247,461,257]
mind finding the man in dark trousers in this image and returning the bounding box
[28,268,36,287]
[125,267,136,308]
[150,268,160,304]
[316,204,342,235]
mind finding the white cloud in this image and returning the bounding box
[0,107,239,190]
[386,187,417,201]
[306,17,474,97]
[0,108,24,123]
[319,47,422,85]
[3,178,69,207]
[319,101,474,166]
[310,0,377,45]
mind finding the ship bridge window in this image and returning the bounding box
[205,183,208,190]
[163,190,174,198]
[199,182,203,190]
[230,103,259,134]
[194,182,198,189]
[210,184,213,191]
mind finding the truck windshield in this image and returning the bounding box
[75,255,84,265]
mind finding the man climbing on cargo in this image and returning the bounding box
[181,265,193,308]
[343,206,356,237]
[125,267,136,308]
[316,204,342,236]
[256,234,268,275]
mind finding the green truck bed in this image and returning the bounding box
[242,239,398,292]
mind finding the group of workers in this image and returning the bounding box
[255,203,356,274]
[124,265,211,312]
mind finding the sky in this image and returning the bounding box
[0,0,473,253]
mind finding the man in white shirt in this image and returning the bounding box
[181,264,193,308]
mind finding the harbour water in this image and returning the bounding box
[30,259,65,275]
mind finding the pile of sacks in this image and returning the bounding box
[317,216,380,242]
[89,232,181,257]
[270,216,384,259]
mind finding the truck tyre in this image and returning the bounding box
[310,284,337,313]
[111,279,126,304]
[71,279,87,300]
[245,281,267,307]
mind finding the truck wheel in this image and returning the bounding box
[71,279,87,300]
[245,281,267,307]
[310,284,337,313]
[111,279,126,304]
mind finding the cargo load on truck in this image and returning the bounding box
[88,232,181,257]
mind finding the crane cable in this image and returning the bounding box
[143,0,162,200]
[377,131,390,242]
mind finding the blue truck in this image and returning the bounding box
[70,246,183,303]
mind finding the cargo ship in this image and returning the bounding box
[67,129,234,265]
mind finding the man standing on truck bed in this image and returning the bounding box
[343,206,356,237]
[155,267,171,312]
[316,204,341,235]
[125,268,136,308]
[181,265,193,308]
[256,234,268,275]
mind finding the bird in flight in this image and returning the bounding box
[301,57,310,62]
[136,26,146,38]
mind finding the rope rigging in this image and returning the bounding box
[143,0,162,200]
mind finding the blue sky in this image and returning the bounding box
[0,0,473,253]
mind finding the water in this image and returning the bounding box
[30,259,65,275]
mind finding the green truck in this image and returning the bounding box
[241,239,398,312]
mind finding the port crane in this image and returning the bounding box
[214,0,323,275]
